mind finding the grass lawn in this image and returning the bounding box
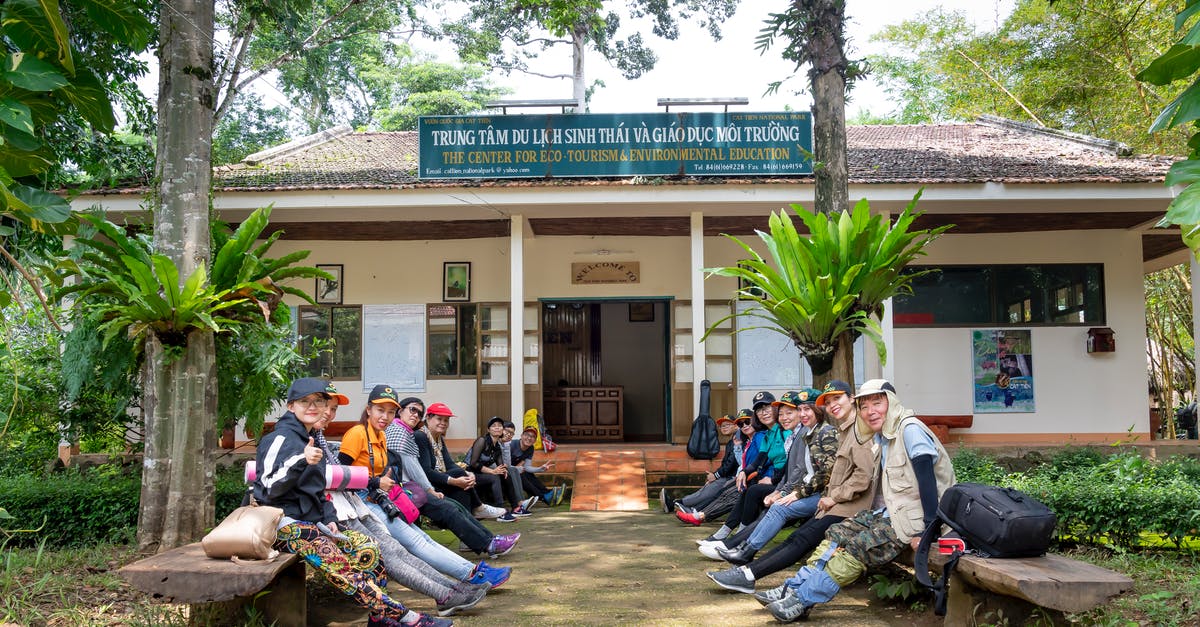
[1,505,1196,626]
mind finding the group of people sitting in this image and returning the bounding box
[660,379,956,621]
[252,377,566,626]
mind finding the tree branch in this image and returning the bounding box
[0,244,61,332]
[954,48,1045,126]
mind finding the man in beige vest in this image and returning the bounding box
[765,379,956,622]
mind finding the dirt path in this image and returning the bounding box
[310,509,941,626]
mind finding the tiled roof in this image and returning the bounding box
[178,118,1176,193]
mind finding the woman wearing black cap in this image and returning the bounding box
[253,377,449,627]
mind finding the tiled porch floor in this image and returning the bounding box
[529,444,722,512]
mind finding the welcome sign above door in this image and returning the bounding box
[572,262,640,284]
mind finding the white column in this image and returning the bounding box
[691,212,706,417]
[881,297,895,384]
[510,214,525,423]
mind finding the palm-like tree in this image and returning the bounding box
[706,193,950,386]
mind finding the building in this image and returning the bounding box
[76,115,1180,447]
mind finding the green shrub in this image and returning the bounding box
[950,448,1006,484]
[1,465,250,548]
[1047,446,1105,474]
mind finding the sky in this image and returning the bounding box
[490,0,1018,117]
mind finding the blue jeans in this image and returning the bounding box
[746,493,821,550]
[364,501,473,580]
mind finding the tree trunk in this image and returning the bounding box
[806,0,849,216]
[572,28,586,112]
[137,333,217,551]
[140,0,216,552]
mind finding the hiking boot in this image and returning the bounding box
[510,504,532,518]
[436,582,488,616]
[717,542,758,566]
[487,532,520,557]
[473,504,505,519]
[675,510,702,526]
[707,567,755,594]
[755,582,789,606]
[496,511,518,522]
[767,594,813,622]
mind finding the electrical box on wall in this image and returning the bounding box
[1087,327,1115,353]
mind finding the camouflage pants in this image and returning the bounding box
[825,509,906,569]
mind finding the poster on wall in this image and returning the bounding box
[972,329,1034,413]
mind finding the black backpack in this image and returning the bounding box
[686,380,719,460]
[914,483,1057,615]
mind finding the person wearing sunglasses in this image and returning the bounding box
[385,395,521,559]
[671,408,758,533]
[465,417,529,522]
[252,378,450,627]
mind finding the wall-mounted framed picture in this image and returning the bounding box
[628,301,654,322]
[443,262,471,302]
[315,264,343,304]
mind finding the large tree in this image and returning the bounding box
[870,0,1183,154]
[443,0,737,110]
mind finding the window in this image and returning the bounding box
[298,305,362,379]
[428,304,478,378]
[894,264,1104,326]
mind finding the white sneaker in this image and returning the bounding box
[473,504,505,519]
[520,496,539,512]
[698,542,725,561]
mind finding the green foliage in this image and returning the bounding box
[1138,1,1200,254]
[704,194,950,375]
[0,464,248,548]
[0,0,153,234]
[951,448,1200,550]
[872,1,1180,154]
[443,0,736,90]
[369,59,507,131]
[212,94,290,165]
[949,448,1005,485]
[868,571,926,603]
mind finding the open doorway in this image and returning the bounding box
[540,299,670,443]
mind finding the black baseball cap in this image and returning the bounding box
[816,380,854,407]
[287,377,333,403]
[368,384,401,407]
[752,391,776,409]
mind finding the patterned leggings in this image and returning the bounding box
[275,522,410,622]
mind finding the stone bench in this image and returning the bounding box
[118,542,306,626]
[913,550,1133,625]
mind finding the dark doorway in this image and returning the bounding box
[540,300,669,443]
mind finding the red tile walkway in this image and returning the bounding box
[568,450,649,511]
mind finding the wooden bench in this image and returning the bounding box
[919,415,974,443]
[119,542,306,626]
[911,550,1133,625]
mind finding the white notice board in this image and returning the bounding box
[362,304,426,392]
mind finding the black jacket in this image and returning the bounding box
[414,429,466,491]
[253,412,335,524]
[714,437,739,479]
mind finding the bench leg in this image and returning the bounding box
[944,570,1068,627]
[188,560,307,627]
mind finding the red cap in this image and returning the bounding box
[426,402,454,417]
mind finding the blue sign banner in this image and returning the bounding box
[418,111,812,179]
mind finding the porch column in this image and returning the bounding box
[691,211,706,417]
[511,214,525,422]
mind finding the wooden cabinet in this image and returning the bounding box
[543,386,623,440]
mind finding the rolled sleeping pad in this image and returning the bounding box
[244,460,370,490]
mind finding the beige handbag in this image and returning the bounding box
[201,501,285,561]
